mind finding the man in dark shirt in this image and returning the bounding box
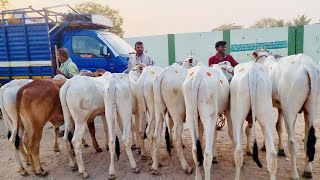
[208,41,238,67]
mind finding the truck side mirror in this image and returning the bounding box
[100,45,111,58]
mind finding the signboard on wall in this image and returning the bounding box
[230,27,289,63]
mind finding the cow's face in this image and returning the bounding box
[252,49,272,62]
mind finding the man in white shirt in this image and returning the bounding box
[127,41,155,70]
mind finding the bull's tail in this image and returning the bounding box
[304,62,318,162]
[15,86,25,150]
[192,72,203,166]
[154,70,171,156]
[108,76,121,160]
[59,79,74,148]
[249,66,262,168]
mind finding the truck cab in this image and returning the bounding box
[0,5,135,85]
[63,30,134,73]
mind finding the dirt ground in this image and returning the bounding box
[0,110,320,180]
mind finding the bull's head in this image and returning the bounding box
[94,69,107,77]
[133,63,146,73]
[217,61,234,82]
[252,49,272,63]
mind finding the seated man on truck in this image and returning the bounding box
[127,41,155,70]
[56,48,79,79]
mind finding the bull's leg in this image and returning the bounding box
[212,126,218,163]
[175,120,192,174]
[23,132,34,172]
[166,114,174,147]
[258,118,277,180]
[87,118,102,152]
[53,125,60,152]
[232,113,246,180]
[225,109,234,145]
[302,110,314,178]
[276,109,286,156]
[29,129,47,176]
[190,122,202,180]
[9,128,27,176]
[133,112,140,150]
[203,118,215,180]
[120,110,140,174]
[151,107,165,172]
[283,112,299,180]
[101,114,109,150]
[63,122,77,171]
[131,116,136,149]
[245,123,252,155]
[19,140,29,164]
[72,123,89,178]
[139,115,147,159]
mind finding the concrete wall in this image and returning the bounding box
[125,24,320,67]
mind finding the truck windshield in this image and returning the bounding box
[101,34,135,55]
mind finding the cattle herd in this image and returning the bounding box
[0,49,319,180]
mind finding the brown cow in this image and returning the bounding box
[16,78,66,176]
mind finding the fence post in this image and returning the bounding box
[296,26,304,54]
[167,34,176,65]
[223,30,231,54]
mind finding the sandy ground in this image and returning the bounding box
[0,110,320,180]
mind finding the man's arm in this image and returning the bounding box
[208,57,214,66]
[66,63,79,78]
[229,55,239,67]
[127,56,134,70]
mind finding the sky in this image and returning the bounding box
[7,0,320,38]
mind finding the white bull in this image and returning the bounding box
[254,49,318,179]
[134,66,163,159]
[104,73,140,179]
[230,61,277,180]
[182,64,229,180]
[152,63,192,174]
[59,73,111,178]
[0,79,32,175]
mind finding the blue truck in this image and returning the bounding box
[0,5,135,84]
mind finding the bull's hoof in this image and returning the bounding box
[106,145,109,151]
[260,146,266,151]
[132,167,140,174]
[246,151,252,156]
[138,149,141,154]
[18,169,28,176]
[277,150,286,157]
[83,144,89,148]
[131,144,137,150]
[212,157,218,164]
[96,148,103,153]
[182,144,185,149]
[70,165,78,171]
[54,148,60,152]
[36,170,48,177]
[141,155,148,161]
[82,171,89,179]
[184,167,193,174]
[151,169,159,175]
[302,171,312,179]
[109,174,116,180]
[24,161,30,166]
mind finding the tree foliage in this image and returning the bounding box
[74,2,124,37]
[212,23,243,31]
[292,15,312,26]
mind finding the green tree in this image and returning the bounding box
[212,23,243,31]
[74,2,124,37]
[0,0,8,10]
[250,18,291,28]
[292,15,312,26]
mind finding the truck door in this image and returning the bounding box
[70,35,116,72]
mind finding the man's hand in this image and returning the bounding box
[56,68,62,74]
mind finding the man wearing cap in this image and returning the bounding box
[208,41,238,67]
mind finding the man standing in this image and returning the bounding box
[56,48,79,78]
[127,41,155,70]
[208,41,238,67]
